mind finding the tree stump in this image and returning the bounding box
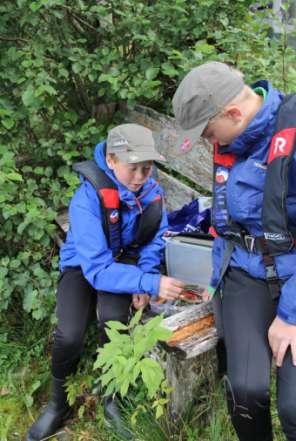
[160,302,218,418]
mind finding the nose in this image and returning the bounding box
[134,168,146,182]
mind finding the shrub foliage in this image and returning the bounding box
[1,0,296,321]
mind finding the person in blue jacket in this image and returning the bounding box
[172,61,296,441]
[25,123,185,441]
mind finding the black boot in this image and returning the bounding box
[104,396,133,440]
[25,377,72,441]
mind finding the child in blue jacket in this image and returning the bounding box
[25,123,185,441]
[173,62,296,441]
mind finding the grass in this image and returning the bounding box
[0,369,287,441]
[0,312,288,441]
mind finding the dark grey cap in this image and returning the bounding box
[172,61,244,150]
[106,123,166,163]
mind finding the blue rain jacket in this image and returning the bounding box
[210,81,296,324]
[59,142,168,297]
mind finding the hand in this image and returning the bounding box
[158,275,185,301]
[132,293,150,310]
[268,316,296,367]
[201,288,212,302]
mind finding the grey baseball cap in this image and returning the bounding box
[106,123,166,163]
[172,61,244,150]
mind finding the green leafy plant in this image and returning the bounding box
[94,309,172,420]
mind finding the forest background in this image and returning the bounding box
[1,1,296,440]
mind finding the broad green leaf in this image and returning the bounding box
[72,63,82,74]
[131,362,141,384]
[120,378,129,397]
[143,314,163,331]
[161,63,179,77]
[152,327,173,342]
[22,85,36,107]
[145,67,159,81]
[105,320,128,331]
[155,404,164,419]
[105,327,122,342]
[30,2,41,12]
[2,118,15,130]
[104,379,116,397]
[23,289,37,312]
[129,309,142,329]
[101,369,114,387]
[7,172,23,182]
[140,358,164,399]
[133,340,148,359]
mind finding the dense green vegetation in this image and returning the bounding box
[1,1,295,439]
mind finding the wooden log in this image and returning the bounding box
[167,314,215,347]
[55,209,69,247]
[56,209,69,233]
[157,169,200,211]
[162,302,214,332]
[173,328,218,359]
[161,302,217,360]
[166,348,217,419]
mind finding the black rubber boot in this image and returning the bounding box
[25,377,72,441]
[104,396,133,440]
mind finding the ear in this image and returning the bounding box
[224,105,242,122]
[106,154,115,169]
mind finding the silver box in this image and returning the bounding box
[165,235,213,288]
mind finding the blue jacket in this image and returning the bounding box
[210,81,296,324]
[59,142,168,297]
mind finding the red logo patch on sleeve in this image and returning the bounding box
[268,128,296,164]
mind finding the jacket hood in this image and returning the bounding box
[93,141,163,209]
[221,81,283,158]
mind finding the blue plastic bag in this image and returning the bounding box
[166,197,211,237]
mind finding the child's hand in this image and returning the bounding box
[158,276,185,301]
[132,293,150,310]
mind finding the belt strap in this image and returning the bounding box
[227,232,296,255]
[226,232,263,253]
[259,239,281,300]
[225,234,281,300]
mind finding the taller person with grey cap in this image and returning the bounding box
[173,61,296,440]
[25,123,185,441]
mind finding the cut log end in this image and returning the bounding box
[167,313,215,347]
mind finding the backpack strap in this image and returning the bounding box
[211,143,237,236]
[262,93,296,255]
[131,195,163,247]
[259,93,296,299]
[73,160,122,258]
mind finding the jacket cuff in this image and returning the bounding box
[277,307,296,325]
[140,273,160,297]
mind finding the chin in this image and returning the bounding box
[129,185,142,192]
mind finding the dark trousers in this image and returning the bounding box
[51,267,132,379]
[219,267,296,441]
